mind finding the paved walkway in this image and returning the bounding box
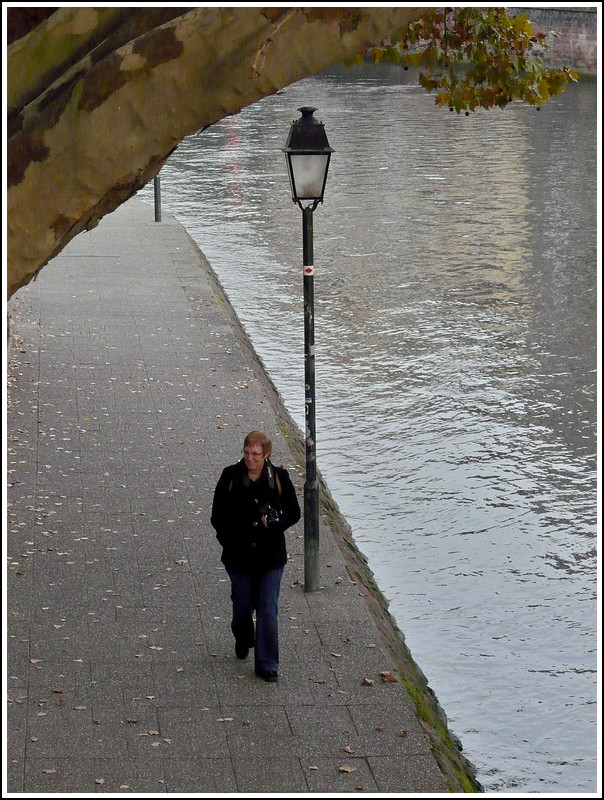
[6,198,458,794]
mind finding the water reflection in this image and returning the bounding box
[139,64,597,792]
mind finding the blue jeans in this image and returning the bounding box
[226,566,284,673]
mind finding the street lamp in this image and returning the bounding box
[283,106,333,592]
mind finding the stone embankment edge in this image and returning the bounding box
[187,233,484,794]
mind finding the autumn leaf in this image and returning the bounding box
[380,671,399,683]
[362,677,374,686]
[368,6,577,113]
[339,764,358,773]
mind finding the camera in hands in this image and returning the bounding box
[259,504,281,528]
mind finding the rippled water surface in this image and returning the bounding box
[139,64,598,793]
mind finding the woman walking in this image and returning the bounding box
[211,431,301,682]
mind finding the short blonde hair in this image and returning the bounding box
[244,430,272,458]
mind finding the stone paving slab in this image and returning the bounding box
[5,197,456,795]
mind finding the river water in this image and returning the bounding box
[138,64,598,794]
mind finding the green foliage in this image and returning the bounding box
[366,7,578,113]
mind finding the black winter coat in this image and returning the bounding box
[211,459,301,571]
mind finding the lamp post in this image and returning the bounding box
[283,107,333,592]
[154,175,161,221]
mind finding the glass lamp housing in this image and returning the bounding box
[283,107,333,204]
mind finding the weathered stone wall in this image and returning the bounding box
[510,6,597,73]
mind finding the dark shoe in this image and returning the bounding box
[256,669,278,683]
[235,642,249,659]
